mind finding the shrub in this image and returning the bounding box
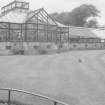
[38,50,47,55]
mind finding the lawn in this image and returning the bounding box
[0,50,105,105]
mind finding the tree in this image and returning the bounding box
[51,12,68,24]
[85,19,98,28]
[51,4,100,27]
[68,4,100,27]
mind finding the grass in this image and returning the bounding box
[0,50,105,105]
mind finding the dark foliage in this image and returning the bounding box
[51,4,100,27]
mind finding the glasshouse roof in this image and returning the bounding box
[0,0,67,27]
[69,26,105,39]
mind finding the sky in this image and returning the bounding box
[0,0,105,25]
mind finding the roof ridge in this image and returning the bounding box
[69,26,103,30]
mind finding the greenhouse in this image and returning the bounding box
[0,1,69,43]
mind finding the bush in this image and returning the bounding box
[11,49,24,55]
[5,46,11,49]
[38,50,47,55]
[34,45,39,49]
[46,44,52,49]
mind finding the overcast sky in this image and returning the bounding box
[0,0,105,25]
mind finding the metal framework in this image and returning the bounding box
[69,37,105,43]
[0,88,69,105]
[1,1,29,15]
[0,7,69,44]
[0,22,69,43]
[1,0,104,52]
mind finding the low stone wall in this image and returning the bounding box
[69,43,105,50]
[0,42,58,55]
[0,42,104,55]
[60,43,105,50]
